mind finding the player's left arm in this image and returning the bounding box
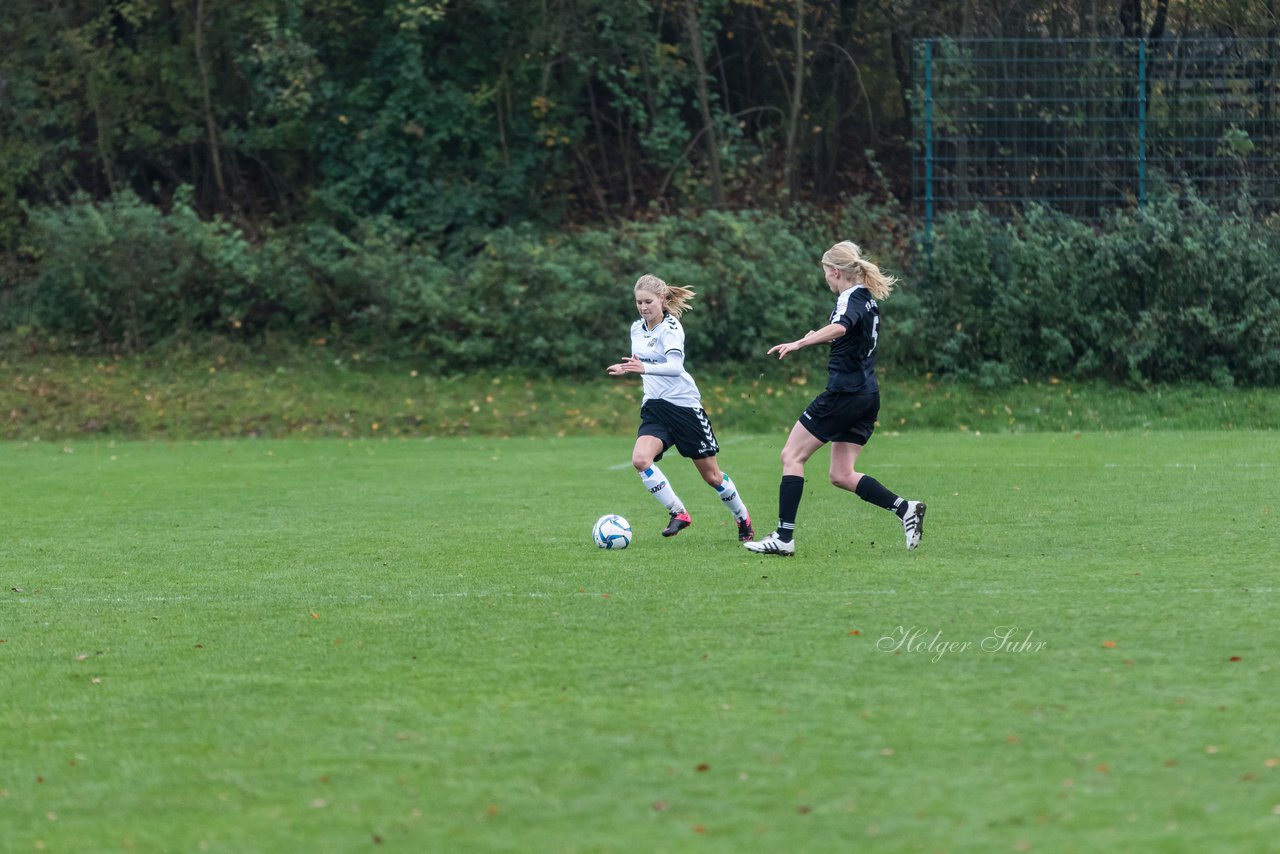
[606,349,686,375]
[607,355,647,375]
[636,348,686,376]
[768,322,846,359]
[626,320,688,375]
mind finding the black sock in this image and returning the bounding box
[855,476,905,516]
[777,475,804,542]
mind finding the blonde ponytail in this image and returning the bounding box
[821,241,897,300]
[635,274,696,318]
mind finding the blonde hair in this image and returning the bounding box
[821,241,897,300]
[634,274,696,319]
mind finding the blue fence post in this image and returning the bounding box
[923,40,935,256]
[1138,40,1147,209]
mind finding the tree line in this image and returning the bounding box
[2,0,1269,252]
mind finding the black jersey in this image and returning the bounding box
[826,286,880,394]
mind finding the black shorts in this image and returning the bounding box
[638,399,720,461]
[799,390,880,445]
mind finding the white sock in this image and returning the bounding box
[714,473,749,522]
[640,465,683,514]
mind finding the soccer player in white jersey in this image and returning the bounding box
[606,274,754,541]
[744,241,926,557]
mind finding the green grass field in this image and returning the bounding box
[2,430,1277,852]
[8,354,1280,441]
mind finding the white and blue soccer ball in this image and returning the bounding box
[592,514,632,550]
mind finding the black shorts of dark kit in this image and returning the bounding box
[798,390,880,446]
[637,399,720,462]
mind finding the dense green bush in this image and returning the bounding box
[9,196,847,374]
[7,189,1280,385]
[15,191,459,356]
[432,211,835,374]
[917,197,1280,385]
[21,189,258,350]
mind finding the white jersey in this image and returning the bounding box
[630,314,702,408]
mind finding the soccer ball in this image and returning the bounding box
[592,514,632,550]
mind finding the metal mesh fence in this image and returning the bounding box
[912,38,1280,226]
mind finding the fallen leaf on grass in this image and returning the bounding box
[1101,640,1117,648]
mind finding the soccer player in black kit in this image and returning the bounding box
[744,241,925,557]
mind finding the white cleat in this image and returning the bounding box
[743,531,795,556]
[902,501,926,550]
